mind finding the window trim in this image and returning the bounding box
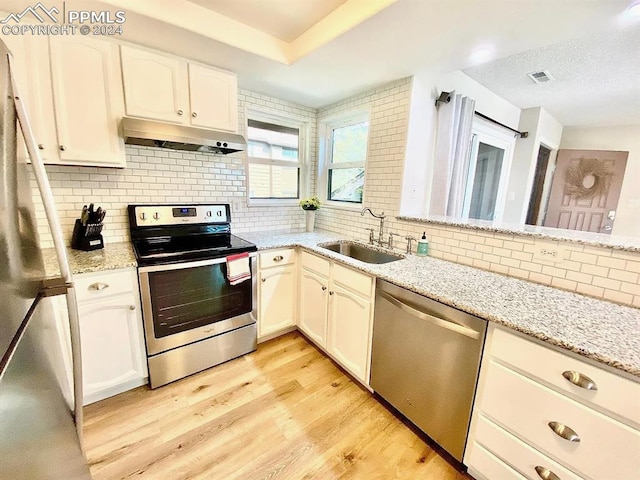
[318,108,371,210]
[245,107,310,207]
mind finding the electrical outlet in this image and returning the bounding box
[539,248,558,259]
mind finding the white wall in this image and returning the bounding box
[503,107,563,224]
[559,125,640,237]
[399,70,521,216]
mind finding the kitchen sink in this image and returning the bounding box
[319,242,403,264]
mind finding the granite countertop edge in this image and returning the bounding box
[396,215,640,253]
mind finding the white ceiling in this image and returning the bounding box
[1,0,637,110]
[188,0,348,42]
[463,27,640,127]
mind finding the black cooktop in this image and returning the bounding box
[133,233,257,266]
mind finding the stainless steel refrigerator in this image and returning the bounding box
[0,39,91,479]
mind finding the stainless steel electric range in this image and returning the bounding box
[128,204,257,388]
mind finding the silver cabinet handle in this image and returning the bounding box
[38,143,44,150]
[562,371,598,391]
[88,282,109,291]
[329,291,334,295]
[177,109,183,116]
[273,255,284,262]
[548,421,580,443]
[129,305,136,311]
[321,286,327,291]
[378,290,481,339]
[59,145,65,151]
[535,466,561,480]
[261,278,266,282]
[192,112,198,118]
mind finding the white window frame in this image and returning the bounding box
[245,107,309,207]
[317,108,371,210]
[462,118,516,222]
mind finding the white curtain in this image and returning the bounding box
[429,92,476,217]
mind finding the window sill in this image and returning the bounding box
[321,201,363,212]
[247,199,300,208]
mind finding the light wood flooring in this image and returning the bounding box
[84,331,471,480]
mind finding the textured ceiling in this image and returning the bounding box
[188,0,348,42]
[463,27,640,127]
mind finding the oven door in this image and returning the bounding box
[138,254,257,356]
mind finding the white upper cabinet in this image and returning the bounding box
[120,44,238,132]
[3,33,58,163]
[49,36,125,167]
[120,45,188,124]
[188,63,238,132]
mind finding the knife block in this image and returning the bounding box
[71,219,104,251]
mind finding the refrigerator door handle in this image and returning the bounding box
[9,54,84,446]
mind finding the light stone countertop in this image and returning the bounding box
[42,242,137,277]
[241,231,640,377]
[397,215,640,252]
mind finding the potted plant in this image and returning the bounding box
[299,196,321,232]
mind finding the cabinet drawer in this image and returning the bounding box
[259,249,295,268]
[75,269,136,302]
[491,326,640,425]
[466,442,528,480]
[332,263,373,298]
[480,360,640,480]
[301,251,330,277]
[471,414,583,480]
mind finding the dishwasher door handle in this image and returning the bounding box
[378,291,481,340]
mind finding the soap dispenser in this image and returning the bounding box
[417,232,429,256]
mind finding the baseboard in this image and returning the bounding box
[83,377,148,406]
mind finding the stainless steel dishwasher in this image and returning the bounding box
[370,279,487,462]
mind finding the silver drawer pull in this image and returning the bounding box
[261,278,266,282]
[535,466,561,480]
[548,421,580,443]
[273,255,284,262]
[129,305,136,311]
[321,286,327,291]
[88,282,109,291]
[562,370,597,391]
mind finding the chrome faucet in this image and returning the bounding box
[361,207,386,246]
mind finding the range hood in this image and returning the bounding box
[121,117,246,155]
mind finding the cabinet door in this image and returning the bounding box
[299,268,328,346]
[327,283,372,383]
[49,36,125,167]
[120,45,188,124]
[188,63,238,132]
[3,34,58,163]
[78,293,147,405]
[259,264,296,338]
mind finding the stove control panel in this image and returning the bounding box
[133,205,229,226]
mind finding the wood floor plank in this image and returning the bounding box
[84,332,471,480]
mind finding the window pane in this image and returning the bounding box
[332,122,369,164]
[247,119,299,162]
[468,142,505,220]
[249,164,299,199]
[328,167,364,203]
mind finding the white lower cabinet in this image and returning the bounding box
[258,249,297,339]
[75,268,147,405]
[298,251,374,385]
[465,324,640,480]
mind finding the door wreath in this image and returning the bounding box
[564,158,613,199]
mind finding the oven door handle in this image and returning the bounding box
[138,252,257,273]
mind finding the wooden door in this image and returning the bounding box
[326,283,371,383]
[258,265,296,338]
[188,63,238,132]
[299,268,328,347]
[49,35,125,167]
[543,150,628,234]
[120,45,188,124]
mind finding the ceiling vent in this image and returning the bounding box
[527,70,554,84]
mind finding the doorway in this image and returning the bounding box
[525,145,552,225]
